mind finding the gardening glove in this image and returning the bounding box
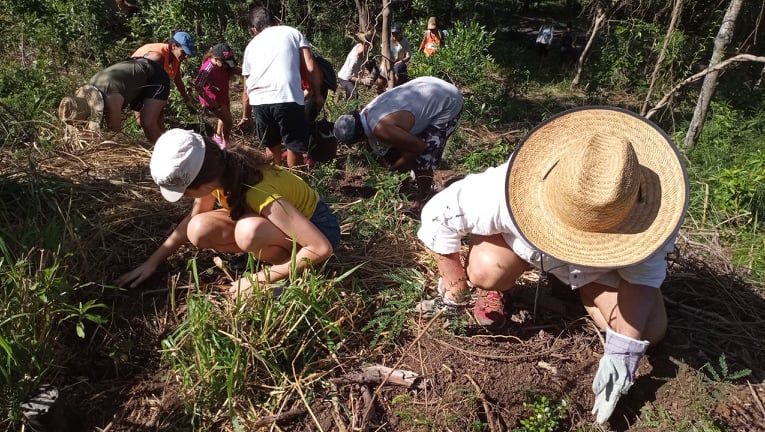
[591,328,649,424]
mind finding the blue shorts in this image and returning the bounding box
[310,199,341,249]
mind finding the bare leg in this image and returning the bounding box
[186,209,240,252]
[104,93,124,132]
[579,282,667,344]
[216,105,233,141]
[286,149,305,168]
[139,99,167,144]
[267,145,283,165]
[466,234,531,291]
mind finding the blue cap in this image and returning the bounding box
[172,31,196,56]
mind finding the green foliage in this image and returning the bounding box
[687,102,765,221]
[408,20,505,123]
[460,140,510,172]
[361,268,426,348]
[700,354,752,383]
[161,260,358,425]
[514,394,568,432]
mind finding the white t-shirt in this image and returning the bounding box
[338,43,364,81]
[242,25,309,105]
[417,162,675,289]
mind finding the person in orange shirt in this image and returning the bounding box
[132,31,197,111]
[418,17,445,56]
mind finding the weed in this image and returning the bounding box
[460,140,511,173]
[361,268,426,348]
[161,258,360,426]
[700,354,752,383]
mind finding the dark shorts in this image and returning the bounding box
[253,102,309,153]
[393,62,408,78]
[412,111,462,170]
[91,58,170,112]
[338,78,358,99]
[310,199,341,249]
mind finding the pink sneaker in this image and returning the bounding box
[473,290,506,328]
[212,134,227,149]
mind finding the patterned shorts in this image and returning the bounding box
[413,111,461,170]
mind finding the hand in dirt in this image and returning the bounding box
[115,261,158,288]
[359,76,374,87]
[236,117,252,131]
[226,277,254,300]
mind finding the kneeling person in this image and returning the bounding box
[117,129,341,296]
[417,107,688,424]
[333,76,463,212]
[58,54,170,143]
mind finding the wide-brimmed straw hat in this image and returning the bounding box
[58,85,104,131]
[505,106,688,268]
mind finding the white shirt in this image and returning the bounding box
[241,25,309,105]
[338,43,364,81]
[417,162,674,289]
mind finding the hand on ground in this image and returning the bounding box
[235,117,252,130]
[226,277,254,300]
[115,261,158,288]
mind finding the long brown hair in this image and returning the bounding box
[188,137,268,220]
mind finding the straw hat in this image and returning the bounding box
[506,106,688,268]
[427,17,438,30]
[58,85,104,131]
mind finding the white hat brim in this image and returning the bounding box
[159,186,186,203]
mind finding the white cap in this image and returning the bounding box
[150,129,206,202]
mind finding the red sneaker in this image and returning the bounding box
[473,290,506,328]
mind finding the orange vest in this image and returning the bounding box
[419,31,443,56]
[132,43,180,79]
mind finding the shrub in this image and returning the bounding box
[408,20,506,123]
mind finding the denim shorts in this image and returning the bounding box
[310,198,341,249]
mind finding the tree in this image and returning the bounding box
[571,0,621,88]
[355,0,371,32]
[684,0,744,149]
[641,0,683,115]
[381,0,394,89]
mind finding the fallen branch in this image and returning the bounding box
[252,407,307,429]
[465,374,499,432]
[645,54,765,119]
[330,365,425,390]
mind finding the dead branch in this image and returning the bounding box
[251,408,307,429]
[359,385,375,431]
[330,365,425,390]
[465,374,499,432]
[645,54,765,120]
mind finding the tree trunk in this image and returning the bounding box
[355,0,370,32]
[571,3,608,88]
[684,0,744,149]
[381,0,394,89]
[641,0,683,115]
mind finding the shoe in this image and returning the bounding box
[212,134,227,148]
[473,290,507,328]
[413,278,469,317]
[414,295,463,317]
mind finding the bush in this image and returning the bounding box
[408,20,506,123]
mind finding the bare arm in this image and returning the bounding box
[300,47,323,105]
[116,195,216,287]
[374,114,426,170]
[258,199,332,283]
[237,75,252,129]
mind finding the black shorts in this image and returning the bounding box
[127,58,171,111]
[253,102,308,153]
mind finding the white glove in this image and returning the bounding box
[591,328,648,424]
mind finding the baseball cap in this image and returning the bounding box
[172,31,197,56]
[212,43,236,68]
[150,129,206,202]
[391,23,402,34]
[333,113,363,143]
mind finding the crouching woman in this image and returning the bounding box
[117,129,341,296]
